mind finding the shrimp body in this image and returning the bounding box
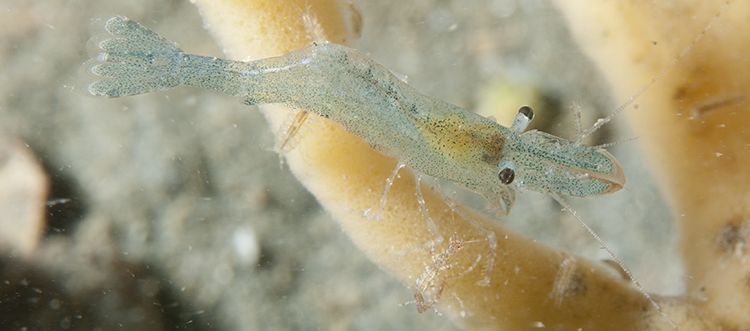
[86,16,624,215]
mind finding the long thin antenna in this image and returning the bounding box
[592,135,640,150]
[577,0,731,142]
[550,193,678,330]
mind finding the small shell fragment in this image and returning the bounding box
[0,135,48,256]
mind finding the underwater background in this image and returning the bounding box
[0,0,675,329]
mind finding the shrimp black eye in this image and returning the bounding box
[498,168,515,184]
[518,105,534,121]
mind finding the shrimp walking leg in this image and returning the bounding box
[363,162,406,221]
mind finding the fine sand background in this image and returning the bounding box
[0,1,675,330]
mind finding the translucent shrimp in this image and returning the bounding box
[84,16,625,216]
[275,4,330,155]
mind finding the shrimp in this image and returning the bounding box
[84,16,625,216]
[275,4,330,155]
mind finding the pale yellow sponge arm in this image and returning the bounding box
[553,0,750,329]
[191,1,702,329]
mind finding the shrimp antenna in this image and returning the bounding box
[550,193,678,329]
[575,1,731,144]
[592,135,640,150]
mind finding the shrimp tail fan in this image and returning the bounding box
[84,16,184,97]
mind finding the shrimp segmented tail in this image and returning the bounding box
[86,16,185,97]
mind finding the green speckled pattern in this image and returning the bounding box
[86,16,624,215]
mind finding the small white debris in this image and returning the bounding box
[232,226,260,266]
[531,321,545,328]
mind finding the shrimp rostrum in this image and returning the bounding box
[85,16,625,215]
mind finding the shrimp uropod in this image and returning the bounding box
[85,16,625,216]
